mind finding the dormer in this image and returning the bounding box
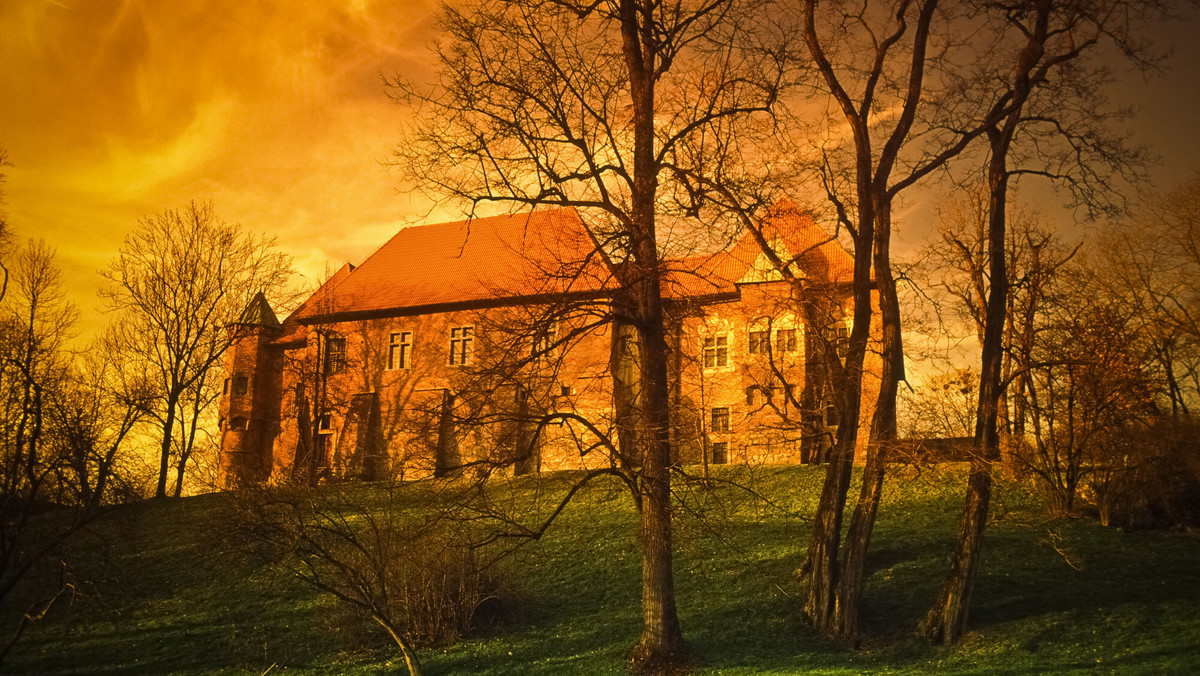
[737,239,805,284]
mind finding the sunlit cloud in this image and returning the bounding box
[1,0,1196,345]
[0,0,442,339]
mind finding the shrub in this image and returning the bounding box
[1086,419,1200,529]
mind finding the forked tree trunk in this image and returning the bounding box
[832,205,904,642]
[798,0,882,633]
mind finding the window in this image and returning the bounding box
[223,378,230,395]
[711,441,728,464]
[746,386,758,406]
[748,330,769,354]
[835,324,850,358]
[388,331,413,370]
[711,406,730,432]
[776,328,797,353]
[319,413,333,431]
[449,326,474,366]
[325,336,346,374]
[559,384,573,397]
[534,324,558,360]
[233,376,249,396]
[824,404,839,427]
[703,335,728,368]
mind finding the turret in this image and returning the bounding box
[217,292,284,488]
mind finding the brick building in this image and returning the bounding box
[217,202,880,487]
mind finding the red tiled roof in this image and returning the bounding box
[725,199,854,283]
[272,262,356,344]
[662,200,854,298]
[288,202,850,322]
[662,250,745,298]
[297,208,614,321]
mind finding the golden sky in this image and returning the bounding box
[1,0,454,337]
[2,0,1199,341]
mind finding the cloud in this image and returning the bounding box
[0,0,442,340]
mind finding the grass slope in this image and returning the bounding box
[6,466,1200,674]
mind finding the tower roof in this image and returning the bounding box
[233,291,280,327]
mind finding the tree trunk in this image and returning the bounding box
[832,202,904,643]
[920,459,992,644]
[373,615,423,676]
[621,0,687,670]
[155,390,180,498]
[801,157,875,632]
[924,115,1017,642]
[173,395,203,497]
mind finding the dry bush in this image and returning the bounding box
[1086,419,1200,529]
[224,483,507,675]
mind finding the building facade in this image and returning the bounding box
[217,203,880,487]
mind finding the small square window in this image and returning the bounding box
[233,376,249,396]
[711,406,730,432]
[703,335,728,368]
[711,441,728,464]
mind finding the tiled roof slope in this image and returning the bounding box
[297,208,614,321]
[272,262,357,344]
[726,199,854,283]
[288,202,850,321]
[662,200,854,298]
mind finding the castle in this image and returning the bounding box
[217,203,880,487]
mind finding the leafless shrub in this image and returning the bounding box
[229,482,508,676]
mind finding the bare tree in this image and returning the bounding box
[46,324,156,509]
[0,149,11,303]
[921,0,1176,644]
[1096,179,1200,417]
[0,241,96,667]
[102,202,292,498]
[786,0,1011,642]
[392,0,787,668]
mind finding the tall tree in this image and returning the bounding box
[0,240,87,667]
[922,0,1173,644]
[393,0,785,668]
[0,149,11,303]
[789,0,1015,641]
[102,202,292,498]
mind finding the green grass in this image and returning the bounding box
[6,465,1200,674]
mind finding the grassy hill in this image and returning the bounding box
[6,465,1200,674]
